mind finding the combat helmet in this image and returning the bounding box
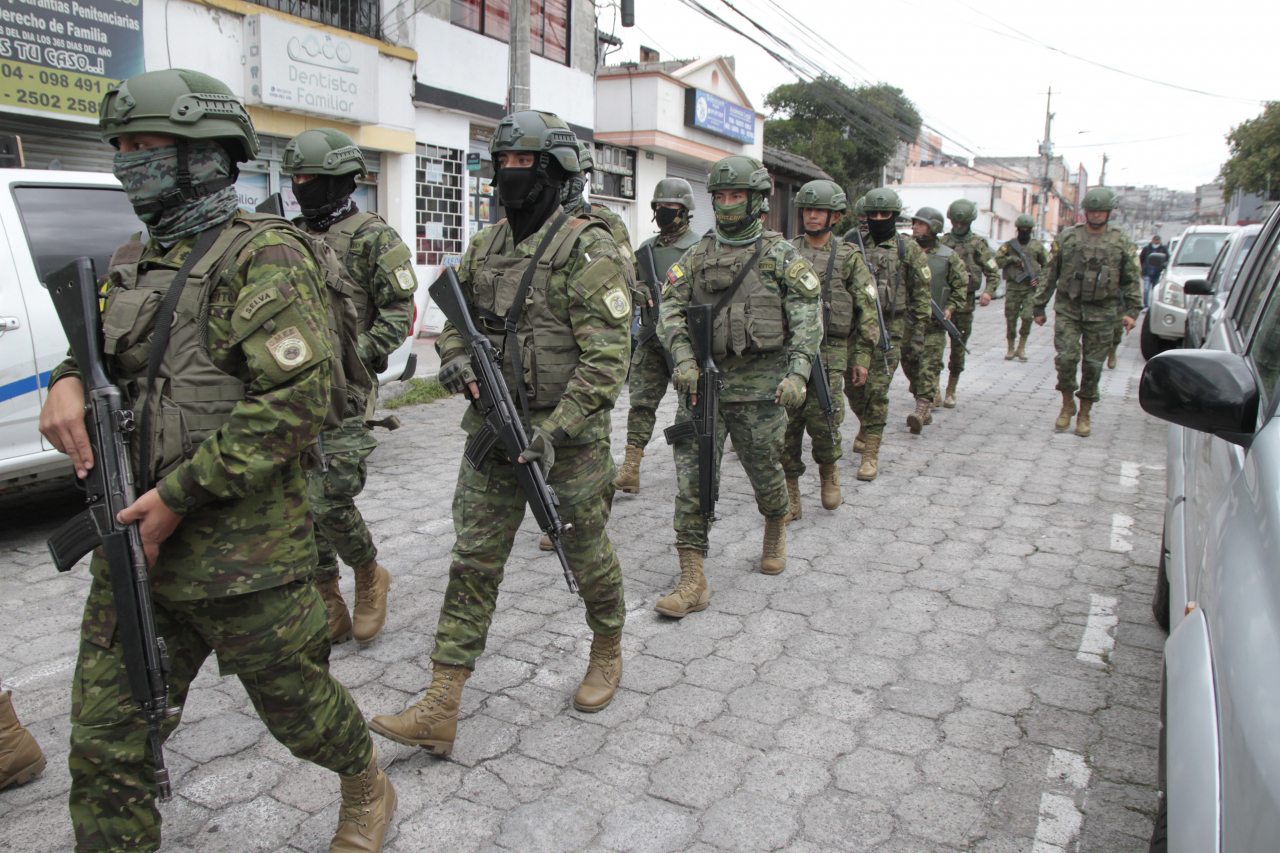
[707,155,772,193]
[100,69,259,162]
[854,195,868,218]
[795,179,848,211]
[281,128,367,177]
[1015,213,1036,229]
[1082,186,1119,211]
[652,177,696,211]
[574,140,595,174]
[863,187,903,214]
[489,110,581,174]
[911,205,945,236]
[947,198,978,223]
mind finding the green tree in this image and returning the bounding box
[1220,102,1280,201]
[764,76,922,194]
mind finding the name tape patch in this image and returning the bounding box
[240,286,279,320]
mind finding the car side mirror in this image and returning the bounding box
[1140,350,1259,447]
[1147,253,1168,270]
[1183,278,1212,296]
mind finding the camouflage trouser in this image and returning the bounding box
[1005,282,1037,340]
[307,419,379,583]
[69,570,372,853]
[432,438,624,668]
[845,318,905,438]
[672,398,789,553]
[1113,315,1125,347]
[1053,298,1118,403]
[782,369,845,477]
[625,335,672,448]
[945,309,975,376]
[900,321,946,400]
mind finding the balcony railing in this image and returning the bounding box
[247,0,382,40]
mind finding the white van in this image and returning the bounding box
[0,169,418,492]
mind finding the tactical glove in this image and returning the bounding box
[519,426,560,476]
[776,372,807,409]
[673,360,700,394]
[439,355,478,397]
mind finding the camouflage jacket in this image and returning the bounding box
[436,210,631,445]
[915,239,969,323]
[658,231,822,403]
[995,237,1049,284]
[1035,224,1143,316]
[50,212,333,599]
[941,229,1001,307]
[790,234,879,373]
[863,233,932,334]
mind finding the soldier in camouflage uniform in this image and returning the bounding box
[370,111,632,752]
[1033,186,1141,436]
[995,213,1049,361]
[655,155,821,616]
[901,207,967,433]
[938,199,1001,407]
[614,178,701,494]
[844,188,931,480]
[283,128,417,646]
[783,179,877,518]
[37,69,392,853]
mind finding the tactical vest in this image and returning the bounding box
[1003,238,1041,283]
[1060,228,1124,302]
[469,217,601,408]
[945,233,986,293]
[684,232,787,361]
[102,214,368,485]
[314,211,414,335]
[793,237,854,339]
[924,244,955,309]
[864,235,909,317]
[648,228,701,282]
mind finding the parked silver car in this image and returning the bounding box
[1184,224,1262,349]
[1140,202,1280,851]
[1144,224,1237,356]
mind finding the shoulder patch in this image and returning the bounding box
[266,326,311,371]
[667,263,685,283]
[394,266,416,294]
[239,286,279,320]
[603,287,631,320]
[985,257,998,271]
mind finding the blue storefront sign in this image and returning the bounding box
[684,88,755,144]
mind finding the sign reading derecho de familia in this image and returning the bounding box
[0,0,143,123]
[683,87,755,144]
[244,14,379,126]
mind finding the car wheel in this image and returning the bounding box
[1141,312,1178,361]
[1152,535,1171,632]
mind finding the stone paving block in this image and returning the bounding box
[894,788,986,848]
[863,710,941,756]
[739,749,832,804]
[799,790,896,852]
[698,791,799,852]
[598,797,698,853]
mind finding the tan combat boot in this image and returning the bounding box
[1015,336,1029,361]
[1004,338,1016,360]
[906,397,931,434]
[654,549,709,617]
[329,748,396,853]
[613,445,644,494]
[317,576,353,645]
[368,663,471,756]
[352,562,391,644]
[818,463,841,510]
[932,380,943,408]
[1055,392,1077,430]
[943,374,959,408]
[1106,346,1117,369]
[852,426,867,453]
[0,691,45,790]
[857,434,882,481]
[783,476,802,523]
[760,515,787,575]
[1076,401,1093,437]
[574,631,622,712]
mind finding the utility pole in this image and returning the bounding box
[1099,153,1108,187]
[507,0,531,112]
[1037,87,1054,236]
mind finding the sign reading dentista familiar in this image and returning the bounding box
[683,87,755,144]
[244,15,379,125]
[0,0,144,123]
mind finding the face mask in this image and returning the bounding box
[655,206,682,230]
[560,173,587,210]
[867,216,897,242]
[1017,228,1032,244]
[495,166,543,210]
[113,142,239,241]
[916,232,936,248]
[951,222,971,238]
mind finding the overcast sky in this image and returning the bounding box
[605,0,1277,192]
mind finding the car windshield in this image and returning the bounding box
[1174,232,1230,267]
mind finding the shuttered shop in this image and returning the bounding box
[0,117,115,172]
[665,161,715,237]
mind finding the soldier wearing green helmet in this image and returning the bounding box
[613,177,701,494]
[1033,185,1141,436]
[781,178,878,517]
[937,197,1000,408]
[902,206,968,434]
[282,127,418,648]
[371,110,634,749]
[654,154,821,614]
[994,213,1049,361]
[40,68,394,853]
[842,187,931,481]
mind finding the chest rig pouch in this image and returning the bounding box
[866,237,907,317]
[797,240,854,340]
[1062,233,1120,302]
[687,235,784,360]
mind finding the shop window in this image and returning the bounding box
[590,143,636,200]
[416,144,466,266]
[246,0,381,40]
[450,0,569,64]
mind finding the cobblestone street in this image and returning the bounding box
[0,304,1166,853]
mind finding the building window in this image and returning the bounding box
[416,144,466,266]
[246,0,381,39]
[450,0,569,64]
[590,143,636,200]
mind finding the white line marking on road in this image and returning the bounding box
[5,656,75,688]
[1046,748,1091,789]
[417,517,452,534]
[1077,594,1119,664]
[1032,793,1085,852]
[1119,461,1140,489]
[1110,513,1134,552]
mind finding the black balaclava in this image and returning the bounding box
[497,154,567,245]
[654,206,683,231]
[1017,228,1032,244]
[802,211,835,237]
[951,221,971,239]
[867,215,897,243]
[916,230,937,249]
[294,173,359,231]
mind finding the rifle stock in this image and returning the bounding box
[255,192,286,217]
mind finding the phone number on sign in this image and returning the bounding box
[0,60,113,116]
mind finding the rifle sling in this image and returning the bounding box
[502,212,570,423]
[711,237,764,319]
[137,224,223,491]
[821,241,838,346]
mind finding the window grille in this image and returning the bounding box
[416,144,466,266]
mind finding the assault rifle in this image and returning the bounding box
[633,244,675,370]
[844,230,891,374]
[255,193,286,217]
[1007,238,1037,284]
[808,352,837,446]
[44,258,178,802]
[931,300,970,353]
[428,267,579,593]
[663,304,720,548]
